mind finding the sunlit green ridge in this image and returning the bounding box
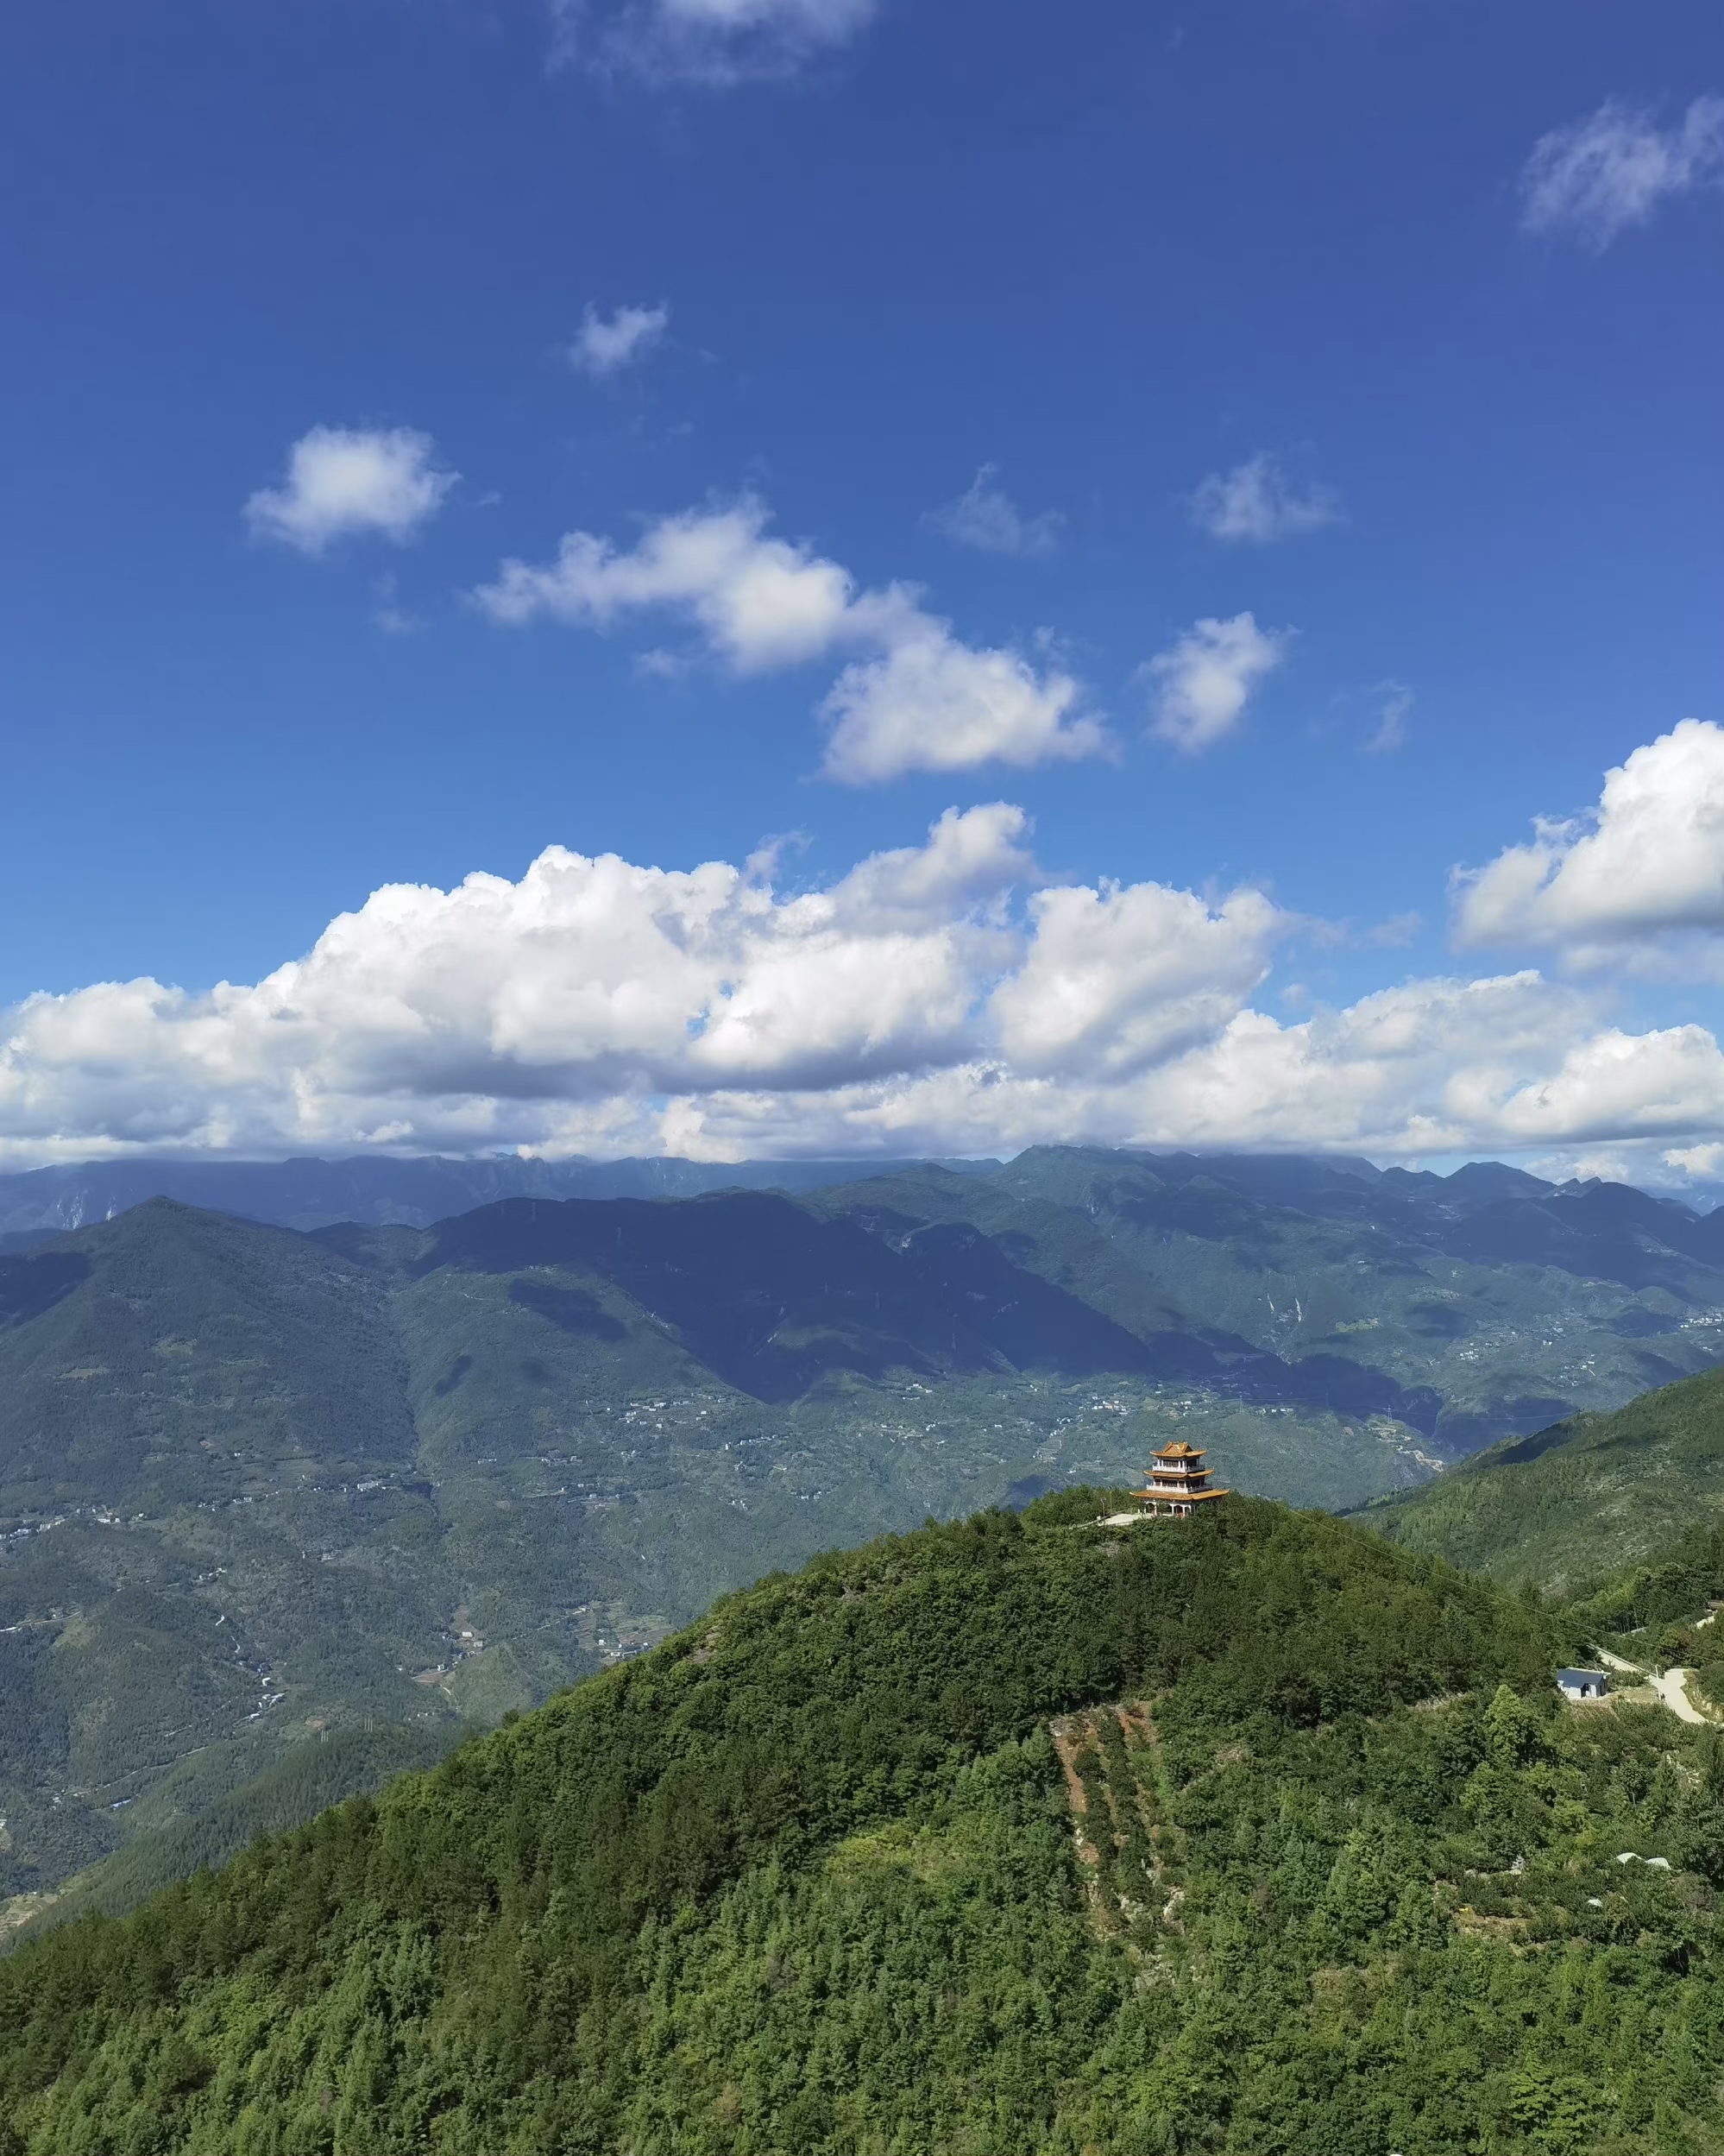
[1364,1364,1724,1594]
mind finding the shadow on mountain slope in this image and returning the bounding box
[0,1250,91,1327]
[416,1189,1445,1428]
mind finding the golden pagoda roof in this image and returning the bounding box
[1151,1440,1205,1460]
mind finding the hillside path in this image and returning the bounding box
[1650,1668,1714,1725]
[1595,1649,1714,1725]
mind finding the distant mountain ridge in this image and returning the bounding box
[0,1152,997,1239]
[2,1143,1718,1242]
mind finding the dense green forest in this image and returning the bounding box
[1553,1517,1724,1713]
[1366,1364,1724,1593]
[2,1491,1721,2153]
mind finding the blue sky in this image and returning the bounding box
[0,0,1720,1178]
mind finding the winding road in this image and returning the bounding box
[1596,1649,1715,1726]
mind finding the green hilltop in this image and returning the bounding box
[1362,1364,1724,1595]
[3,1156,1722,1920]
[2,1492,1721,2153]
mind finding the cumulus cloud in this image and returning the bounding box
[1189,453,1341,544]
[1664,1141,1724,1184]
[1520,96,1724,249]
[245,426,457,554]
[1482,1023,1724,1145]
[0,805,1227,1157]
[1452,719,1724,972]
[569,302,670,378]
[473,497,1106,782]
[475,499,862,667]
[821,637,1104,785]
[989,883,1282,1080]
[924,466,1063,557]
[3,805,1719,1171]
[551,0,874,84]
[1142,612,1289,753]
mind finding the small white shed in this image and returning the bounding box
[1557,1667,1610,1701]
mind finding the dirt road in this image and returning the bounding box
[1595,1649,1715,1725]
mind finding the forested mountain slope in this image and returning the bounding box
[0,1191,1427,1914]
[3,1160,1722,1920]
[0,1201,453,1898]
[1363,1365,1724,1593]
[2,1494,1720,2154]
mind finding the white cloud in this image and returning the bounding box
[1520,96,1724,250]
[718,974,1720,1169]
[3,806,1720,1171]
[1524,1135,1724,1198]
[1664,1141,1724,1183]
[815,802,1035,929]
[821,634,1104,785]
[0,806,1137,1157]
[924,466,1063,557]
[551,0,874,84]
[569,302,670,379]
[1189,453,1341,544]
[1482,1022,1724,1145]
[989,882,1282,1080]
[1452,719,1724,972]
[245,427,457,555]
[1525,1147,1641,1188]
[475,500,864,669]
[473,497,1106,783]
[1142,612,1289,753]
[1363,682,1412,754]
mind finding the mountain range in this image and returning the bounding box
[2,1144,1721,1921]
[0,1152,993,1242]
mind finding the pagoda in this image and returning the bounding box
[1136,1439,1228,1517]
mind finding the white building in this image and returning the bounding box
[1557,1667,1610,1701]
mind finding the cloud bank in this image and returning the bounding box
[473,497,1107,782]
[246,427,457,553]
[1520,96,1724,249]
[3,777,1719,1171]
